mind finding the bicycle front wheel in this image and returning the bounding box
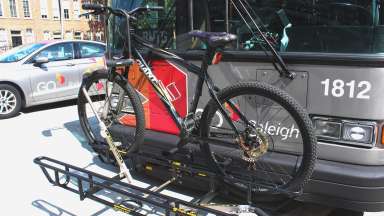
[77,71,145,157]
[199,82,317,195]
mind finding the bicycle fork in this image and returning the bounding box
[81,87,133,184]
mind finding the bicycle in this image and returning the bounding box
[77,3,317,196]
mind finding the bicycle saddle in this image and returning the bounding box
[189,30,237,48]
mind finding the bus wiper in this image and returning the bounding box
[230,0,295,79]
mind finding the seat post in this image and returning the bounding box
[200,46,216,72]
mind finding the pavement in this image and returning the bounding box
[0,100,382,216]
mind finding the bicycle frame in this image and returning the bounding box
[129,35,248,137]
[103,6,250,137]
[84,3,293,138]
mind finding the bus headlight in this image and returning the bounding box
[343,123,373,144]
[312,117,376,148]
[314,119,341,140]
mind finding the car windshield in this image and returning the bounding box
[0,43,45,63]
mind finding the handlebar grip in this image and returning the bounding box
[106,59,134,67]
[82,3,104,11]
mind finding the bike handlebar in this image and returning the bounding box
[81,3,163,17]
[106,59,134,68]
[82,3,104,11]
[129,6,164,14]
[81,3,164,61]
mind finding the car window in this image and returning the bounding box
[34,43,74,62]
[79,43,105,58]
[0,43,45,63]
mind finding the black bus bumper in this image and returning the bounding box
[299,158,384,212]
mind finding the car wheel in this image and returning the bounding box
[0,84,22,119]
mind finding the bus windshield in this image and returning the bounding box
[108,0,384,54]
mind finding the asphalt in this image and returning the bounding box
[0,100,382,216]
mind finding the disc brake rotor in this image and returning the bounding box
[238,128,269,162]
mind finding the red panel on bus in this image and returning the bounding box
[121,59,187,135]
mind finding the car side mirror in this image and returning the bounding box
[34,57,49,66]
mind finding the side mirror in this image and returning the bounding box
[34,57,49,66]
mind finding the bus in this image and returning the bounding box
[108,0,384,213]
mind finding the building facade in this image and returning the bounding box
[0,0,104,52]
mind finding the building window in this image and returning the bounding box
[9,0,17,17]
[22,0,31,18]
[0,0,3,17]
[63,9,69,19]
[62,0,70,19]
[65,31,72,39]
[96,32,102,41]
[74,9,80,19]
[52,0,59,20]
[84,31,92,40]
[10,30,22,47]
[74,31,82,40]
[40,0,48,19]
[53,32,61,40]
[0,29,9,52]
[25,28,34,43]
[43,31,50,40]
[73,1,80,19]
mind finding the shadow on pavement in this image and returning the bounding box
[40,116,118,173]
[65,119,120,173]
[32,199,76,216]
[39,119,179,215]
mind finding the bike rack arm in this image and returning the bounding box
[34,156,236,216]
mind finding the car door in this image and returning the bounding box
[28,42,79,102]
[72,42,106,80]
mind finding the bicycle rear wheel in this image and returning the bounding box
[78,71,145,159]
[199,82,317,195]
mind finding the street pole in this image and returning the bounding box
[58,0,64,39]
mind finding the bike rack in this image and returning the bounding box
[34,155,266,215]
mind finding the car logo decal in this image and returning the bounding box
[56,73,65,85]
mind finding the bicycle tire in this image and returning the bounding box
[77,71,145,157]
[199,82,317,194]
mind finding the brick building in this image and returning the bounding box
[0,0,104,52]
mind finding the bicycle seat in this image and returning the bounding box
[189,30,237,48]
